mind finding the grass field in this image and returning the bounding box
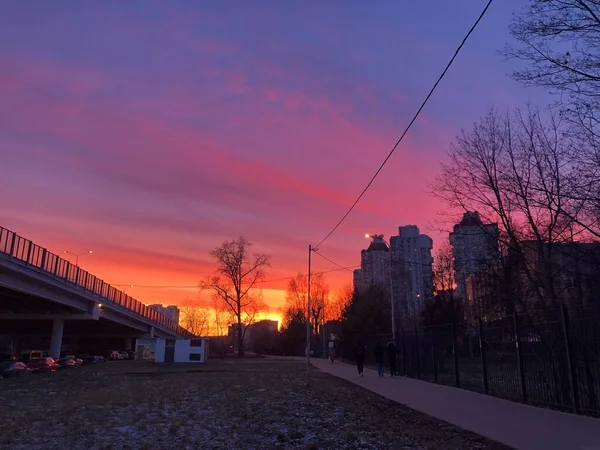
[0,358,511,449]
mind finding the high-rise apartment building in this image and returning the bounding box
[148,304,180,325]
[353,234,391,296]
[449,212,499,307]
[390,225,434,321]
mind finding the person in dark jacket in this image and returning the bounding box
[374,341,385,377]
[386,341,398,377]
[354,341,366,377]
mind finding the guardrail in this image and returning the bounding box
[0,226,192,338]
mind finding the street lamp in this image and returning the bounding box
[365,234,396,343]
[64,250,92,267]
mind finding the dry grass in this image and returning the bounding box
[0,358,511,449]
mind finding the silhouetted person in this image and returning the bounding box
[374,341,385,377]
[328,342,336,363]
[386,341,398,377]
[354,341,366,377]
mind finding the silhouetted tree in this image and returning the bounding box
[421,291,463,328]
[278,308,306,356]
[200,237,270,357]
[340,286,391,359]
[327,283,353,321]
[432,107,590,312]
[504,1,600,139]
[180,301,210,337]
[433,245,455,295]
[285,272,329,343]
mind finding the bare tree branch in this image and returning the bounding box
[199,237,271,356]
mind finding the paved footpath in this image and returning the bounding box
[312,358,600,450]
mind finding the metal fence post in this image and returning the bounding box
[25,242,32,265]
[452,321,460,387]
[53,256,59,276]
[478,317,489,395]
[431,328,438,383]
[561,304,579,414]
[513,312,528,403]
[8,233,16,257]
[40,249,47,270]
[415,327,421,379]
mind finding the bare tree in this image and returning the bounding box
[200,237,270,356]
[504,0,600,136]
[433,245,455,295]
[285,272,329,340]
[239,292,268,348]
[432,107,587,312]
[211,296,233,336]
[327,283,354,321]
[180,301,210,337]
[503,0,600,226]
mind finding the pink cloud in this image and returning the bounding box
[0,55,447,308]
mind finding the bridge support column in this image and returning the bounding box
[149,326,155,338]
[49,318,64,358]
[12,338,22,357]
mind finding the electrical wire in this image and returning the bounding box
[312,249,355,273]
[313,0,494,249]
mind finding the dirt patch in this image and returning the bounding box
[0,359,511,449]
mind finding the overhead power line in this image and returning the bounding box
[313,0,494,249]
[312,249,355,273]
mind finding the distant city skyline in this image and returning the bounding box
[0,1,552,315]
[354,226,434,323]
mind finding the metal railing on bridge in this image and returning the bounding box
[0,226,192,338]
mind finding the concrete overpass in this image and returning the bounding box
[0,226,192,357]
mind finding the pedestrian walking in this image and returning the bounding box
[374,341,385,377]
[355,341,366,377]
[386,341,398,377]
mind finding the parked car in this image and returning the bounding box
[107,351,122,361]
[57,358,78,369]
[60,355,83,366]
[0,361,32,378]
[83,356,106,365]
[28,357,58,374]
[118,351,129,360]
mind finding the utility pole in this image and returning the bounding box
[306,244,312,386]
[322,295,327,359]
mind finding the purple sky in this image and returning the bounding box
[0,1,550,311]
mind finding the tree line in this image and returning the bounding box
[430,0,600,323]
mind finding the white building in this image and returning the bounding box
[149,304,180,325]
[353,234,391,296]
[390,225,434,321]
[154,338,209,363]
[449,212,499,307]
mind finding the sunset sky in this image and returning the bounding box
[0,1,551,318]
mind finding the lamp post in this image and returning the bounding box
[64,250,92,267]
[365,234,396,343]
